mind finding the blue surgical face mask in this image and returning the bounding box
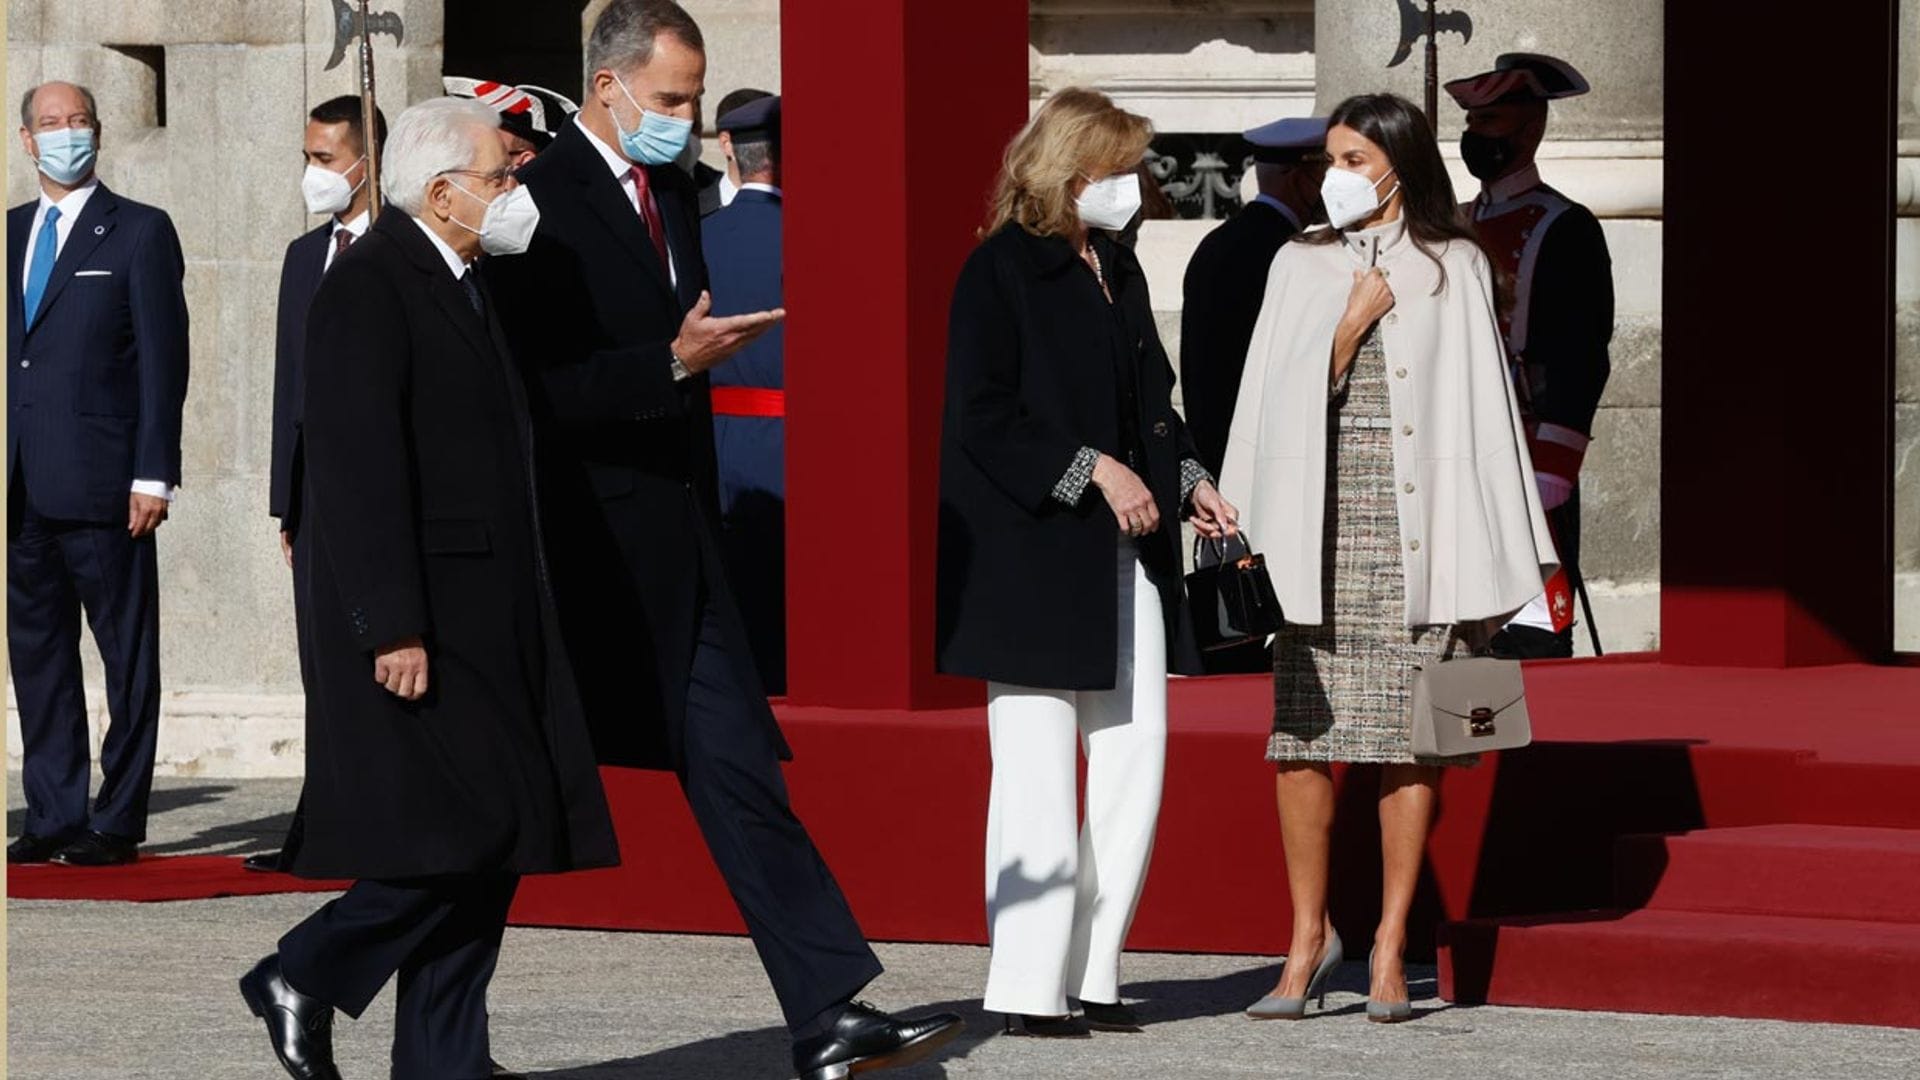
[609,72,694,166]
[33,127,97,186]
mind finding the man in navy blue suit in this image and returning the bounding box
[704,94,788,693]
[7,81,189,867]
[246,95,387,875]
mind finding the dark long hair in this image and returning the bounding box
[1301,93,1489,295]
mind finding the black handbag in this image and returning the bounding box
[1186,531,1285,651]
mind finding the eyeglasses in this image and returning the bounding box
[440,166,513,187]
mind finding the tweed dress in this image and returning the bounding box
[1267,328,1475,767]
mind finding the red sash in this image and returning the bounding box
[711,387,786,418]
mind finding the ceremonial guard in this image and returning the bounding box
[705,94,788,692]
[1446,53,1614,658]
[444,77,577,172]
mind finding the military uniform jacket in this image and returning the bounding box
[1467,165,1614,485]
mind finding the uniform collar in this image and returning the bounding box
[1479,162,1543,207]
[1252,193,1302,230]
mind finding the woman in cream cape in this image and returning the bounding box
[1219,94,1557,1023]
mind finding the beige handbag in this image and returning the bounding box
[1409,655,1532,758]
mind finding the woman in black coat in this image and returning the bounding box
[936,87,1238,1036]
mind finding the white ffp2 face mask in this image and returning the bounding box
[450,181,541,256]
[302,158,365,216]
[1077,172,1143,231]
[1321,166,1398,230]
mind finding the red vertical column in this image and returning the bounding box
[781,0,1030,707]
[1660,0,1898,666]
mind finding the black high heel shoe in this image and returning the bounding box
[1002,1013,1092,1038]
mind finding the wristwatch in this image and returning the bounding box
[669,352,692,382]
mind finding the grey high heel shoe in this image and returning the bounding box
[1365,948,1414,1024]
[1246,929,1344,1020]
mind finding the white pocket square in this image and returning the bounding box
[74,269,113,277]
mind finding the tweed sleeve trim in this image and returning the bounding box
[1053,446,1101,506]
[1180,458,1213,503]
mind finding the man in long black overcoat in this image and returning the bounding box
[237,97,616,1080]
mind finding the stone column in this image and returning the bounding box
[7,0,444,697]
[1312,0,1660,140]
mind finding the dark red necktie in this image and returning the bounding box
[628,165,670,270]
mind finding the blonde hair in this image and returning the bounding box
[983,87,1153,238]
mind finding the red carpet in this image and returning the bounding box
[8,856,347,902]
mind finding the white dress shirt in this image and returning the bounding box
[409,215,473,280]
[21,177,98,278]
[574,115,678,286]
[25,178,176,503]
[738,181,782,199]
[323,208,372,273]
[718,173,739,208]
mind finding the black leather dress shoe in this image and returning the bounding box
[8,830,76,864]
[1077,999,1143,1033]
[792,1000,964,1079]
[49,830,137,867]
[243,850,287,873]
[239,954,341,1080]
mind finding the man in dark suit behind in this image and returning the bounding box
[705,94,787,692]
[486,4,960,1078]
[6,81,189,867]
[1178,117,1325,675]
[237,97,616,1080]
[249,95,387,875]
[1178,116,1327,479]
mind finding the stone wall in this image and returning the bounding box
[7,0,449,703]
[6,1,1917,775]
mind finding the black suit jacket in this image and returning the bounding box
[268,222,331,527]
[7,183,189,522]
[936,225,1203,690]
[488,120,784,770]
[1178,199,1298,477]
[292,210,616,880]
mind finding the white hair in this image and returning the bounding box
[381,97,501,216]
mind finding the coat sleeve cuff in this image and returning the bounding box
[1179,458,1213,503]
[1052,446,1101,507]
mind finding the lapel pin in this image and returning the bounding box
[94,225,105,235]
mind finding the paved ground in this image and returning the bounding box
[10,777,1920,1079]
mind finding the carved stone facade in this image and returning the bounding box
[5,1,1917,774]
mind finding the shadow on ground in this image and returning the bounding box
[7,782,291,858]
[519,960,1446,1078]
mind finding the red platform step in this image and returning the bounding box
[1614,825,1920,924]
[1439,908,1920,1029]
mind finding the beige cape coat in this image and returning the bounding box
[1219,217,1559,628]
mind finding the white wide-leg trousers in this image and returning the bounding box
[982,541,1167,1016]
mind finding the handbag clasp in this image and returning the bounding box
[1469,706,1496,737]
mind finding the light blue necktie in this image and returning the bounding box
[23,205,62,327]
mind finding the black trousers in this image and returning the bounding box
[7,469,162,841]
[279,874,519,1080]
[681,585,882,1032]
